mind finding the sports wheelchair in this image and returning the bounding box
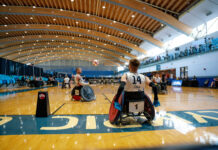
[153,83,167,94]
[109,91,155,125]
[61,81,71,89]
[71,85,96,101]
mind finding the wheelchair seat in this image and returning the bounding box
[159,82,168,94]
[109,91,155,125]
[71,85,96,101]
[62,81,71,89]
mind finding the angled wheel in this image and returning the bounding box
[109,94,123,124]
[144,94,155,121]
[81,85,96,101]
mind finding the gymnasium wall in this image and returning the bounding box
[37,60,116,76]
[138,50,218,78]
[0,57,43,76]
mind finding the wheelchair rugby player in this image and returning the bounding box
[109,59,160,125]
[71,67,96,101]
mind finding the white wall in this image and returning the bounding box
[138,51,218,77]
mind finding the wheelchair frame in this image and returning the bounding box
[71,85,96,101]
[109,92,155,125]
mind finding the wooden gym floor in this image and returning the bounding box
[0,84,218,150]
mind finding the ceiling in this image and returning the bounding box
[0,0,200,66]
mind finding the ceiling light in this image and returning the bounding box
[102,6,106,9]
[67,26,70,28]
[30,17,33,20]
[120,33,123,35]
[33,6,36,8]
[53,18,56,21]
[5,17,8,19]
[47,24,50,27]
[161,24,164,27]
[87,14,90,16]
[113,21,116,23]
[131,15,135,18]
[76,21,79,24]
[71,0,74,2]
[4,25,7,27]
[99,26,102,29]
[60,9,63,11]
[2,4,6,7]
[6,32,8,35]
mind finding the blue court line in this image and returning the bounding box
[0,85,56,96]
[0,109,217,135]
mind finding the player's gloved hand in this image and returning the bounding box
[114,102,122,111]
[153,100,160,107]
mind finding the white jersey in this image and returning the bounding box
[75,74,84,86]
[124,72,146,92]
[64,77,70,84]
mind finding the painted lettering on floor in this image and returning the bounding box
[0,109,218,135]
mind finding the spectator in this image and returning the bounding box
[193,75,197,81]
[208,38,212,51]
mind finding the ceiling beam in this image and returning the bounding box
[104,0,193,35]
[0,6,163,47]
[7,48,126,65]
[0,24,147,54]
[0,41,129,62]
[0,35,136,59]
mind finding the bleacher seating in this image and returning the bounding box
[0,74,49,88]
[139,37,218,67]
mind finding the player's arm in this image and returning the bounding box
[145,76,158,100]
[78,76,89,85]
[114,74,127,102]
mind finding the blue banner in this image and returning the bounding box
[172,80,183,86]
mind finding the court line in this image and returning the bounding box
[102,93,112,104]
[0,85,56,96]
[51,103,66,115]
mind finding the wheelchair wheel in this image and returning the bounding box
[109,95,122,124]
[144,94,155,121]
[71,86,82,101]
[81,85,96,101]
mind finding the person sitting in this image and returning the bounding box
[153,74,162,93]
[71,68,89,100]
[74,67,88,87]
[63,75,70,88]
[154,74,162,84]
[210,77,218,88]
[113,59,160,110]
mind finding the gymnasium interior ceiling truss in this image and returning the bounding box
[0,0,200,66]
